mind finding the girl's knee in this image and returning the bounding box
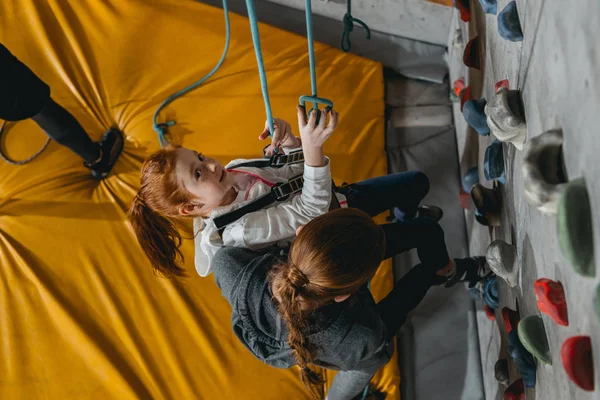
[411,171,430,198]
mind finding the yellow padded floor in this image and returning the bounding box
[0,1,398,398]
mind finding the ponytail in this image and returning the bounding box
[271,263,324,399]
[128,193,186,277]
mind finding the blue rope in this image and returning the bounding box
[152,0,231,147]
[245,0,275,138]
[341,0,371,52]
[305,0,318,108]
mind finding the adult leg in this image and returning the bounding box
[0,43,122,178]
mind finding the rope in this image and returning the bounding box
[341,0,371,52]
[152,0,231,147]
[305,0,318,105]
[0,120,51,165]
[245,0,275,138]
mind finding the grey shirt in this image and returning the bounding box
[213,247,394,400]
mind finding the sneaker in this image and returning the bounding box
[84,128,124,179]
[417,205,444,222]
[445,256,491,288]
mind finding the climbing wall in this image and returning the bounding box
[449,0,600,399]
[0,1,399,399]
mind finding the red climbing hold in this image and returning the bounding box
[502,307,520,333]
[460,86,472,111]
[561,336,595,391]
[485,305,496,321]
[534,278,569,326]
[503,379,525,400]
[453,77,466,97]
[463,36,481,70]
[495,79,510,92]
[454,0,472,22]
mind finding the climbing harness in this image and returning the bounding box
[234,148,305,169]
[0,120,51,165]
[341,0,371,53]
[152,0,231,147]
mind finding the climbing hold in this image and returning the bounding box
[453,77,466,97]
[495,359,509,386]
[460,85,472,111]
[557,178,595,277]
[518,315,552,365]
[454,0,471,22]
[485,305,496,321]
[462,167,479,194]
[522,130,567,214]
[561,336,595,391]
[495,79,510,92]
[484,139,506,183]
[463,36,481,70]
[469,275,499,309]
[498,1,523,42]
[534,278,569,326]
[479,0,498,15]
[502,307,520,333]
[463,98,490,136]
[485,87,527,150]
[471,184,501,226]
[503,379,525,400]
[486,240,518,287]
[452,28,464,49]
[459,187,471,209]
[507,330,537,388]
[595,284,600,322]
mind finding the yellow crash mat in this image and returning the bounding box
[0,1,399,399]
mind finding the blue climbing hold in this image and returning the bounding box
[483,275,499,309]
[462,167,479,194]
[479,0,497,15]
[498,1,523,42]
[463,98,490,136]
[508,330,537,388]
[484,139,506,183]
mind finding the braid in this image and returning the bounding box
[271,262,324,399]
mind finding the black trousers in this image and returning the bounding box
[340,171,449,335]
[0,43,100,163]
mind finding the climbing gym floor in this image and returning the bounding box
[449,1,600,399]
[0,1,400,399]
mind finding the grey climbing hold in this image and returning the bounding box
[486,240,518,287]
[518,315,552,365]
[557,178,595,277]
[498,1,523,42]
[522,130,567,214]
[485,87,527,150]
[595,284,600,322]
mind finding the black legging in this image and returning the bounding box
[339,171,452,335]
[0,43,100,163]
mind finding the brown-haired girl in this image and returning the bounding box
[211,209,487,400]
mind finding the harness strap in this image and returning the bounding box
[228,149,304,169]
[214,174,304,231]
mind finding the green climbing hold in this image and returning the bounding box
[518,315,552,365]
[557,178,595,277]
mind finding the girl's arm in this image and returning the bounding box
[223,107,338,249]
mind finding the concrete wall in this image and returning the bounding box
[266,0,454,46]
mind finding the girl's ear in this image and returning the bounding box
[179,202,203,216]
[334,293,351,303]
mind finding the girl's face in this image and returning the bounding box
[174,147,235,216]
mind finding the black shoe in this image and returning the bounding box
[84,128,124,179]
[445,256,491,288]
[417,205,444,222]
